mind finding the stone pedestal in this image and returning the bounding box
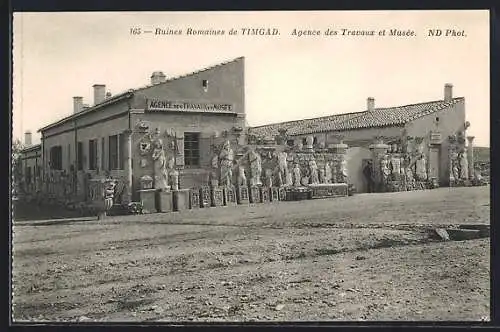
[236,185,249,204]
[249,186,261,203]
[278,187,287,201]
[200,186,210,208]
[211,186,224,207]
[173,189,190,211]
[260,187,270,203]
[223,186,237,206]
[287,187,311,201]
[156,190,173,213]
[369,139,390,192]
[308,183,348,199]
[139,189,157,214]
[270,187,279,202]
[190,189,201,209]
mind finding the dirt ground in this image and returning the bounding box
[12,186,490,322]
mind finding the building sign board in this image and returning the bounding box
[147,99,234,113]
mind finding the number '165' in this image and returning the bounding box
[130,28,142,35]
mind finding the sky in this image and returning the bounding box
[12,10,490,147]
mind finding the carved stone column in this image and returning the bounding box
[123,129,133,204]
[467,136,475,179]
[328,135,348,183]
[369,136,390,192]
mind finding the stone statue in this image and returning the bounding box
[380,155,391,183]
[285,170,293,187]
[325,162,332,184]
[277,151,288,184]
[265,169,273,187]
[305,135,314,150]
[219,140,234,186]
[309,160,319,184]
[415,153,427,181]
[405,167,415,189]
[238,165,247,187]
[152,138,170,190]
[452,161,460,182]
[340,156,348,183]
[249,150,262,186]
[292,163,302,187]
[210,155,219,187]
[319,168,326,184]
[459,151,468,180]
[390,155,401,180]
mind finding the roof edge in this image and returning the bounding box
[38,91,134,133]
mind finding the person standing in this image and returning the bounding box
[363,160,375,193]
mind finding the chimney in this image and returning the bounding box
[24,131,32,147]
[367,97,375,111]
[73,96,83,114]
[444,83,453,102]
[151,71,166,85]
[93,84,106,105]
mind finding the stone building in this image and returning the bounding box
[248,84,475,193]
[34,57,245,204]
[17,131,42,196]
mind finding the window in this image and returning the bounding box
[302,137,307,145]
[184,132,200,167]
[49,146,63,170]
[202,79,209,91]
[108,134,125,170]
[77,142,84,170]
[109,135,119,170]
[88,139,98,170]
[313,136,318,145]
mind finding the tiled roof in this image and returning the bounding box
[39,57,244,132]
[249,98,464,137]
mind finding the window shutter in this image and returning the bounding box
[175,131,185,167]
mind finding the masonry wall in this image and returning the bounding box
[130,111,239,198]
[290,125,403,148]
[345,147,373,193]
[405,100,466,185]
[40,99,130,200]
[19,146,42,194]
[132,57,246,130]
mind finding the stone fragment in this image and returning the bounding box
[434,228,450,241]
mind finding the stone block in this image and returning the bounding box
[211,187,224,207]
[447,228,481,241]
[190,188,201,209]
[156,190,173,213]
[249,186,261,203]
[139,189,157,214]
[260,187,270,203]
[173,189,190,212]
[200,186,211,208]
[278,187,287,201]
[308,183,348,199]
[236,186,249,204]
[458,224,490,238]
[224,186,237,206]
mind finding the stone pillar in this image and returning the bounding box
[467,136,475,179]
[123,129,133,204]
[328,135,348,183]
[369,137,390,192]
